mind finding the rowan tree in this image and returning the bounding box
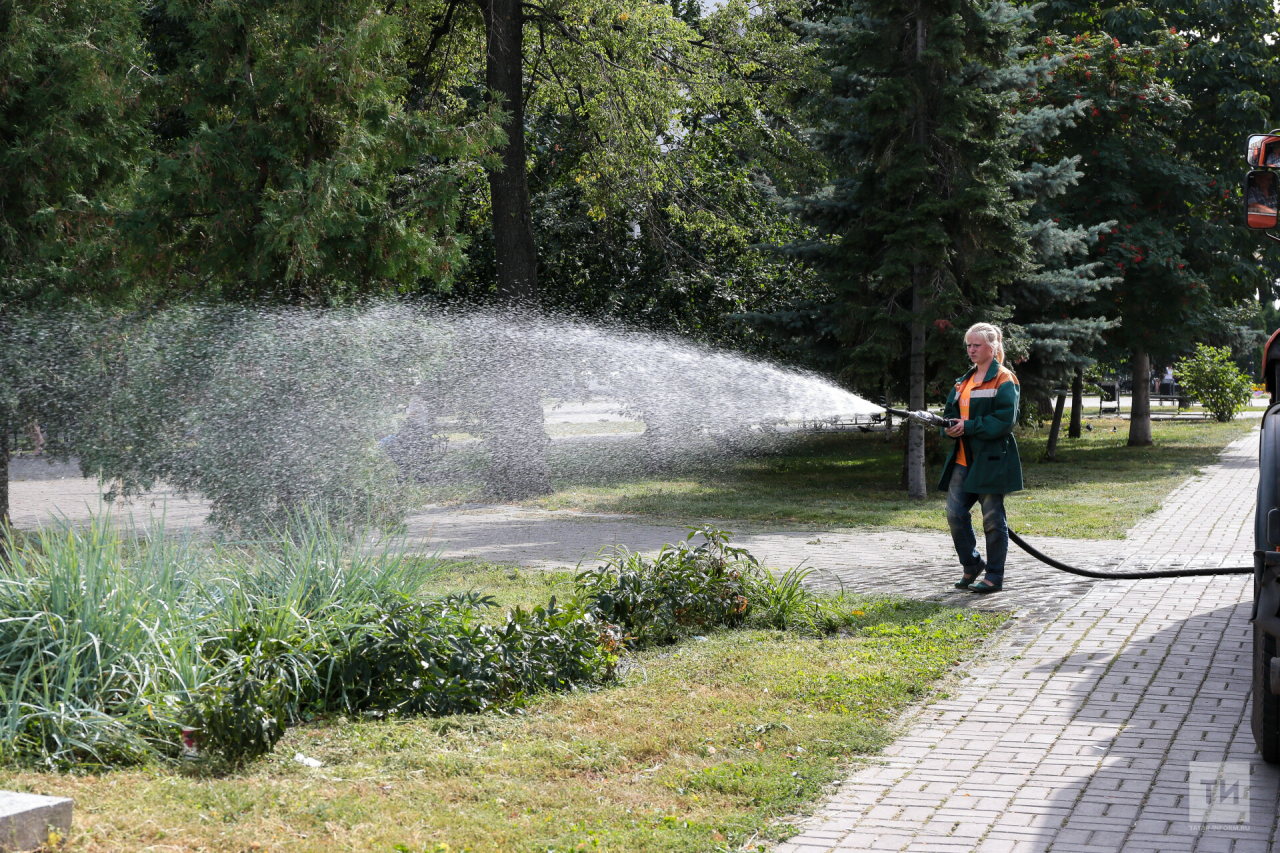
[1033,0,1280,444]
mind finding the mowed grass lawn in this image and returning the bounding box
[534,417,1255,539]
[0,564,1005,853]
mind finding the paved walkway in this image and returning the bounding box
[400,508,1117,615]
[775,430,1279,853]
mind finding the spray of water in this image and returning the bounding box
[6,305,880,530]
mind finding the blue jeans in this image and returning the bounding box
[945,464,1008,584]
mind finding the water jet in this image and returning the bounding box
[3,306,881,531]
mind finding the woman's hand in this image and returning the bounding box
[945,420,965,438]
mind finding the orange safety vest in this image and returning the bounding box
[956,375,976,466]
[954,363,1019,467]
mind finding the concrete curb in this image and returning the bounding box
[0,791,72,852]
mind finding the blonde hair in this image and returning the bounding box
[965,323,1005,364]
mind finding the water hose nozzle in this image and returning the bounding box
[883,404,951,429]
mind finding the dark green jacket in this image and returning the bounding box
[936,361,1023,494]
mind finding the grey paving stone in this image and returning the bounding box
[768,431,1273,853]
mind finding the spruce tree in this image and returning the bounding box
[794,0,1048,497]
[1000,34,1120,420]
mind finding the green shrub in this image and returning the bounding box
[576,526,753,646]
[336,594,607,717]
[1174,344,1253,422]
[184,653,289,768]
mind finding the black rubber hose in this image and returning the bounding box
[876,402,1257,579]
[1008,529,1252,579]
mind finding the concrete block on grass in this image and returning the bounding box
[0,791,72,852]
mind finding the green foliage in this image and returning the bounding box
[1027,6,1272,369]
[577,526,884,639]
[1174,344,1253,422]
[385,0,823,216]
[0,515,435,769]
[415,0,827,353]
[743,566,813,630]
[336,594,607,718]
[0,0,148,306]
[185,655,288,768]
[742,568,911,636]
[0,522,203,769]
[997,34,1121,404]
[0,601,1006,853]
[130,0,500,304]
[788,0,1046,396]
[1039,0,1280,326]
[2,519,840,770]
[1163,0,1280,325]
[576,526,754,646]
[1019,27,1211,367]
[521,116,824,353]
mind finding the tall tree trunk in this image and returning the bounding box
[472,326,553,501]
[483,0,537,302]
[1128,349,1153,446]
[484,390,552,499]
[641,409,675,473]
[475,0,550,499]
[883,373,893,442]
[906,276,927,499]
[1045,392,1066,461]
[1068,366,1083,439]
[905,12,928,499]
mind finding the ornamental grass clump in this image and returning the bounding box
[0,514,440,769]
[0,522,209,769]
[744,565,816,630]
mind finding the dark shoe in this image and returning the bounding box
[970,579,1002,595]
[954,572,980,590]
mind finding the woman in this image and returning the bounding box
[937,323,1023,594]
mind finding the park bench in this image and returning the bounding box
[1096,384,1194,416]
[1150,393,1193,408]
